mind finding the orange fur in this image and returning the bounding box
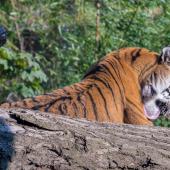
[0,47,160,125]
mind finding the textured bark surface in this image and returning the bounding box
[0,108,170,170]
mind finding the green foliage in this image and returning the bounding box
[0,47,47,102]
[0,0,170,126]
[154,117,170,127]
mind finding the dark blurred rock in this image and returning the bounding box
[0,26,7,47]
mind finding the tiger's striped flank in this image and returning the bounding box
[1,47,161,125]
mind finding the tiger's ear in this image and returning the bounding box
[158,46,170,65]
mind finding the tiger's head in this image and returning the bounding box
[141,46,170,120]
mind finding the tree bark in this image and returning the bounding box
[0,108,170,170]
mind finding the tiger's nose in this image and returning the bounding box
[155,100,166,108]
[155,100,168,115]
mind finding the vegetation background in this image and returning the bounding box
[0,0,170,127]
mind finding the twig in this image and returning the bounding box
[118,4,139,48]
[10,0,24,51]
[95,0,101,60]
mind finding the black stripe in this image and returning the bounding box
[63,88,71,95]
[73,84,83,92]
[77,95,87,118]
[92,76,114,97]
[119,62,126,73]
[126,98,142,113]
[47,96,71,111]
[73,84,79,91]
[139,61,157,82]
[158,52,163,64]
[101,62,125,106]
[105,61,124,89]
[83,64,101,78]
[150,73,154,83]
[92,76,118,111]
[131,49,141,63]
[117,52,126,73]
[43,93,57,97]
[108,61,125,92]
[44,100,56,112]
[31,97,39,103]
[94,84,111,120]
[58,104,64,115]
[69,85,75,91]
[87,91,98,120]
[58,103,67,115]
[23,100,27,107]
[32,105,41,110]
[167,88,170,95]
[72,102,78,117]
[32,96,71,112]
[164,50,169,62]
[153,72,157,83]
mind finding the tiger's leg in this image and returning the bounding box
[124,86,153,125]
[122,70,153,125]
[124,98,153,125]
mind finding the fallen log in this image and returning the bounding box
[0,108,170,170]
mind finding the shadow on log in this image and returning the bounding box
[0,108,170,170]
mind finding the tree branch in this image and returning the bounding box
[0,108,170,170]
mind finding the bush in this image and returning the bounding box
[0,47,47,102]
[0,0,170,126]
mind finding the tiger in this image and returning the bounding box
[1,47,170,125]
[141,47,170,120]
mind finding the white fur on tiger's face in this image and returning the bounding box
[142,47,170,120]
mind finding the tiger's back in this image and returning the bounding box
[0,47,161,125]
